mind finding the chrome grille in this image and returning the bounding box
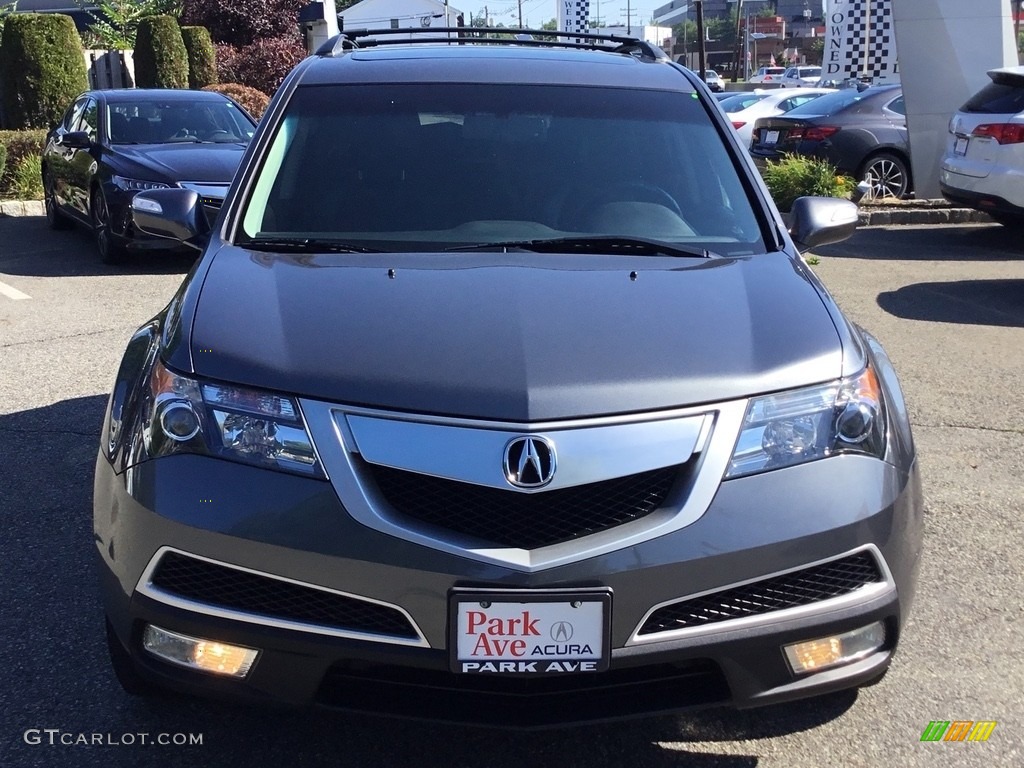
[366,462,684,549]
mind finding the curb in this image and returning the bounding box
[0,200,45,217]
[0,199,995,227]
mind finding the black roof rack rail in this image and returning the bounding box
[315,27,668,62]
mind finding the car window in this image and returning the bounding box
[720,93,768,111]
[778,95,821,111]
[961,79,1024,114]
[78,99,99,141]
[239,83,766,256]
[106,99,256,144]
[885,96,906,116]
[62,98,88,132]
[799,68,821,78]
[785,87,872,115]
[784,68,796,77]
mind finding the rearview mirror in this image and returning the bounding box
[788,196,859,249]
[59,131,92,149]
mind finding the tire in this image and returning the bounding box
[105,618,163,697]
[43,170,73,230]
[860,152,911,200]
[91,189,129,265]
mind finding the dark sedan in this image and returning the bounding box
[42,89,256,263]
[750,84,912,199]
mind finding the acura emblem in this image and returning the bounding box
[503,436,556,488]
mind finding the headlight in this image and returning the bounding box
[726,367,885,478]
[112,175,172,192]
[133,358,323,477]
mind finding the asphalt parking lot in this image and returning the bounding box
[0,216,1021,767]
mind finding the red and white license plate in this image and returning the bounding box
[449,590,611,675]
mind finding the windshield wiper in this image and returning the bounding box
[242,237,383,253]
[446,236,720,259]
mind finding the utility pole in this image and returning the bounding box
[517,0,522,28]
[621,0,633,35]
[696,0,706,78]
[731,0,744,82]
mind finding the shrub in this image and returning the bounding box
[761,154,856,212]
[0,129,48,198]
[202,83,269,120]
[134,15,189,89]
[10,154,42,200]
[181,0,306,47]
[0,143,6,183]
[0,14,89,130]
[213,34,305,96]
[181,25,218,89]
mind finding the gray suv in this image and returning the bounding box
[95,28,921,728]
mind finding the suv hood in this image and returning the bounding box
[188,250,843,421]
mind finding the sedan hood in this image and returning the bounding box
[115,143,246,183]
[188,250,843,421]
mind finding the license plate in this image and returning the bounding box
[764,130,780,145]
[449,589,611,675]
[954,136,968,155]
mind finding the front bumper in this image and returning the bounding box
[95,450,921,727]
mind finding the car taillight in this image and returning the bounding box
[971,123,1024,144]
[803,126,841,141]
[732,121,746,129]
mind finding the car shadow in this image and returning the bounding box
[0,216,197,277]
[814,222,1024,262]
[877,279,1024,327]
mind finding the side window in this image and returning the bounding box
[78,98,99,140]
[63,98,87,131]
[886,96,906,116]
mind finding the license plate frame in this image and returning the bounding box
[954,136,969,156]
[449,588,612,675]
[764,130,781,145]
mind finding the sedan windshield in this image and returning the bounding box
[238,84,766,256]
[107,99,255,145]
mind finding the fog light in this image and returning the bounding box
[142,625,258,678]
[783,622,885,675]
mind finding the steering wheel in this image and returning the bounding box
[204,130,232,141]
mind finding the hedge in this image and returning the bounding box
[181,25,218,89]
[134,15,189,89]
[202,83,269,120]
[0,14,88,130]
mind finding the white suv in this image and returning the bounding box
[780,66,822,88]
[940,66,1024,227]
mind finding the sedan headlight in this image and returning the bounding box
[726,367,885,478]
[112,175,172,192]
[133,358,323,477]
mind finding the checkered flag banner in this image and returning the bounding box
[824,0,900,84]
[558,0,589,41]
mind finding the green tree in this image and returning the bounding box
[76,0,180,49]
[181,25,216,88]
[133,14,189,88]
[0,1,18,38]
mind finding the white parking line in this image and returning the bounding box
[0,278,31,300]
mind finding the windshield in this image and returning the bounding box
[720,93,768,111]
[107,99,255,145]
[238,83,766,256]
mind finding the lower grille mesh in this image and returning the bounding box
[638,551,884,636]
[367,463,683,549]
[150,552,419,639]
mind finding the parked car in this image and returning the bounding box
[96,28,921,729]
[749,66,786,84]
[779,65,823,88]
[750,84,912,199]
[721,87,833,147]
[702,68,725,92]
[42,88,257,264]
[940,65,1024,228]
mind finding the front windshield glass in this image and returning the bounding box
[107,99,255,145]
[238,83,766,256]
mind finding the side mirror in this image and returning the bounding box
[131,189,209,250]
[59,131,92,149]
[788,196,859,249]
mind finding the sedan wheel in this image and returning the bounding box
[44,172,73,230]
[91,190,128,264]
[861,153,910,200]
